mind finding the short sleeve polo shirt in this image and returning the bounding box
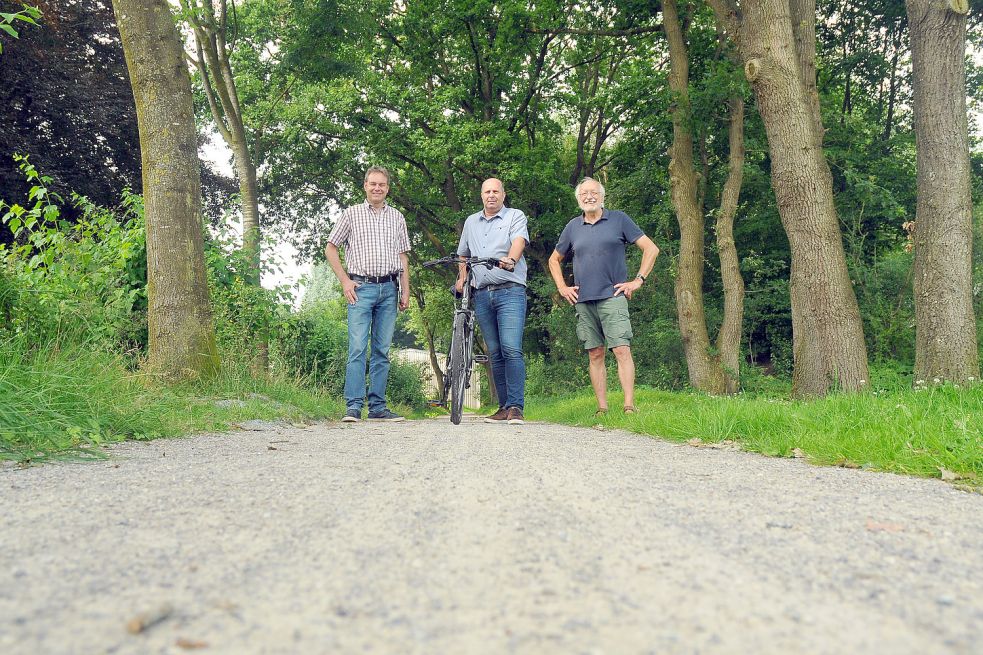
[554,209,645,302]
[456,207,530,288]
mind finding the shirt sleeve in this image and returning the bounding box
[456,217,471,257]
[395,211,411,254]
[509,209,530,245]
[555,222,573,258]
[327,209,352,247]
[621,212,645,244]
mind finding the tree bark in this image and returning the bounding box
[112,0,220,381]
[665,0,724,394]
[709,0,869,396]
[906,0,979,383]
[715,96,746,394]
[664,0,746,394]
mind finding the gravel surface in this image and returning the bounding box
[2,417,982,654]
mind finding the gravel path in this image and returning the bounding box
[2,417,982,654]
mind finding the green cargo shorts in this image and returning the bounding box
[575,295,633,350]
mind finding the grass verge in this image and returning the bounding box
[0,336,345,463]
[528,385,983,486]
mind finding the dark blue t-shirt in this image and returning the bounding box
[554,209,645,303]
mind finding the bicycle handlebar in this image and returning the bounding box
[422,256,501,270]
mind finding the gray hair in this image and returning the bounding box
[364,165,391,184]
[575,176,605,198]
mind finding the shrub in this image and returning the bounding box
[276,302,426,409]
[0,156,147,352]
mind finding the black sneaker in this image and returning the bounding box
[342,408,361,422]
[367,409,405,422]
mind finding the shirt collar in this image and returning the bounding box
[581,208,609,224]
[363,200,390,213]
[479,206,509,221]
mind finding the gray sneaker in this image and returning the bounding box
[367,409,405,422]
[342,408,361,422]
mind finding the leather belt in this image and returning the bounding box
[478,281,524,292]
[350,272,398,284]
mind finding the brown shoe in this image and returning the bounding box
[506,407,525,425]
[483,407,509,423]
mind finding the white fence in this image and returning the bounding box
[397,348,481,409]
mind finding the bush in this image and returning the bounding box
[0,156,147,352]
[277,302,426,409]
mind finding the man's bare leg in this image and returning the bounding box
[587,346,608,411]
[611,345,635,408]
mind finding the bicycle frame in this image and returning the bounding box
[422,256,499,421]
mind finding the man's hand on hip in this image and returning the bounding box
[613,278,643,299]
[559,285,579,305]
[343,279,360,304]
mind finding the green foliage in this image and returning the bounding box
[0,156,147,350]
[277,300,426,410]
[0,3,40,53]
[204,224,295,365]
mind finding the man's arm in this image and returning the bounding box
[613,236,659,299]
[548,249,579,305]
[398,252,410,311]
[501,237,526,271]
[325,242,359,304]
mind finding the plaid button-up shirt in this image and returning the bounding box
[327,201,410,276]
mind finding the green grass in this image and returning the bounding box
[0,336,345,462]
[528,384,983,485]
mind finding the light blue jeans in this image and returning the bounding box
[345,280,398,413]
[474,285,527,410]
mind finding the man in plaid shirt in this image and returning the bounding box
[326,166,411,422]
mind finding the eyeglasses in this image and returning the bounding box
[578,190,602,198]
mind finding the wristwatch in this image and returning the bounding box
[635,273,646,283]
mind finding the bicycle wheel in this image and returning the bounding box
[449,314,468,424]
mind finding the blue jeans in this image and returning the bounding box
[345,280,398,413]
[474,285,527,410]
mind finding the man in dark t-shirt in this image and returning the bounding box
[548,177,660,415]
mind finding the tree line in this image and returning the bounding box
[2,0,982,399]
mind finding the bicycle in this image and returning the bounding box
[421,255,502,424]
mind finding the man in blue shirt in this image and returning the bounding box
[548,177,659,415]
[456,178,530,425]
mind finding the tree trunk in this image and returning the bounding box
[112,0,219,381]
[710,0,869,396]
[664,0,725,394]
[181,0,268,372]
[664,0,746,395]
[715,96,746,394]
[906,0,979,383]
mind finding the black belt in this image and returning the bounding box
[350,272,399,284]
[478,281,524,292]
